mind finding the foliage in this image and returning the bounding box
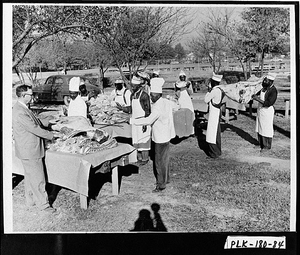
[13,5,85,69]
[83,6,193,86]
[174,43,186,61]
[240,7,290,75]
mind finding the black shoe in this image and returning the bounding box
[152,187,165,193]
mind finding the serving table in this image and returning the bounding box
[94,108,195,139]
[12,143,137,209]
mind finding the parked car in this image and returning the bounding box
[32,75,102,105]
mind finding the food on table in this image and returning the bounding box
[88,94,130,125]
[47,127,117,154]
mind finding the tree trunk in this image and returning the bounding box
[98,66,104,91]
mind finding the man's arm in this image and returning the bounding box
[18,112,54,140]
[140,92,151,117]
[130,108,160,126]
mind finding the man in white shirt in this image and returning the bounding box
[68,77,87,118]
[204,72,225,158]
[130,78,176,192]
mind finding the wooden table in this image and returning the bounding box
[12,143,137,209]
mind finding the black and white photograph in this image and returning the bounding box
[2,1,298,254]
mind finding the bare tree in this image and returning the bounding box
[84,6,193,88]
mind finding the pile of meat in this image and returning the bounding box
[217,75,264,104]
[47,116,118,154]
[88,94,129,124]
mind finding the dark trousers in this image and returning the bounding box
[153,142,170,189]
[207,120,222,158]
[258,134,272,149]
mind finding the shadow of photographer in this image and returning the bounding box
[130,203,167,232]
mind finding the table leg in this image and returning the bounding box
[80,194,88,210]
[112,166,119,195]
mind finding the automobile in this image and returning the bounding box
[32,75,102,105]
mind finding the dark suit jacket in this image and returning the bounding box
[12,101,53,159]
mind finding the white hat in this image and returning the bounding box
[153,70,160,75]
[179,70,186,77]
[131,76,142,84]
[69,77,80,91]
[267,73,277,81]
[138,71,150,80]
[212,72,223,82]
[150,78,165,93]
[115,78,124,84]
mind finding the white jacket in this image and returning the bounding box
[130,97,175,143]
[68,95,87,118]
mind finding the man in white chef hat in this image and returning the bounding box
[130,77,176,193]
[252,72,278,152]
[68,77,87,118]
[204,72,225,158]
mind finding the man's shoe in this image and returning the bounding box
[152,187,165,193]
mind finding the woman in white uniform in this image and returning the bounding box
[174,70,194,113]
[252,73,278,152]
[204,73,225,158]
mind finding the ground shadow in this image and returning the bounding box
[12,174,24,189]
[88,163,139,203]
[222,123,259,145]
[130,203,167,232]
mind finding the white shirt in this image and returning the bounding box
[68,95,87,117]
[110,87,131,106]
[130,97,175,143]
[204,87,222,105]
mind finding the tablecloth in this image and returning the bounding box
[94,123,132,138]
[12,143,137,197]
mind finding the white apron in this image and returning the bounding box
[132,91,151,151]
[114,90,126,106]
[178,89,194,113]
[206,102,220,144]
[255,91,274,137]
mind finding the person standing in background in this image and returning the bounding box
[174,70,194,113]
[118,76,151,164]
[68,77,87,118]
[110,78,131,107]
[12,85,57,213]
[252,73,278,152]
[204,72,225,159]
[130,78,176,192]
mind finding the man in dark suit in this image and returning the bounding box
[12,85,56,213]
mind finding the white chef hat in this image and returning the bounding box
[131,76,142,85]
[150,78,165,93]
[266,73,277,81]
[153,70,160,75]
[115,78,124,84]
[212,72,223,82]
[69,77,80,91]
[179,70,186,77]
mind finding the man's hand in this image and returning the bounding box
[116,102,123,111]
[252,94,258,100]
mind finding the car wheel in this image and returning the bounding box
[63,95,70,106]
